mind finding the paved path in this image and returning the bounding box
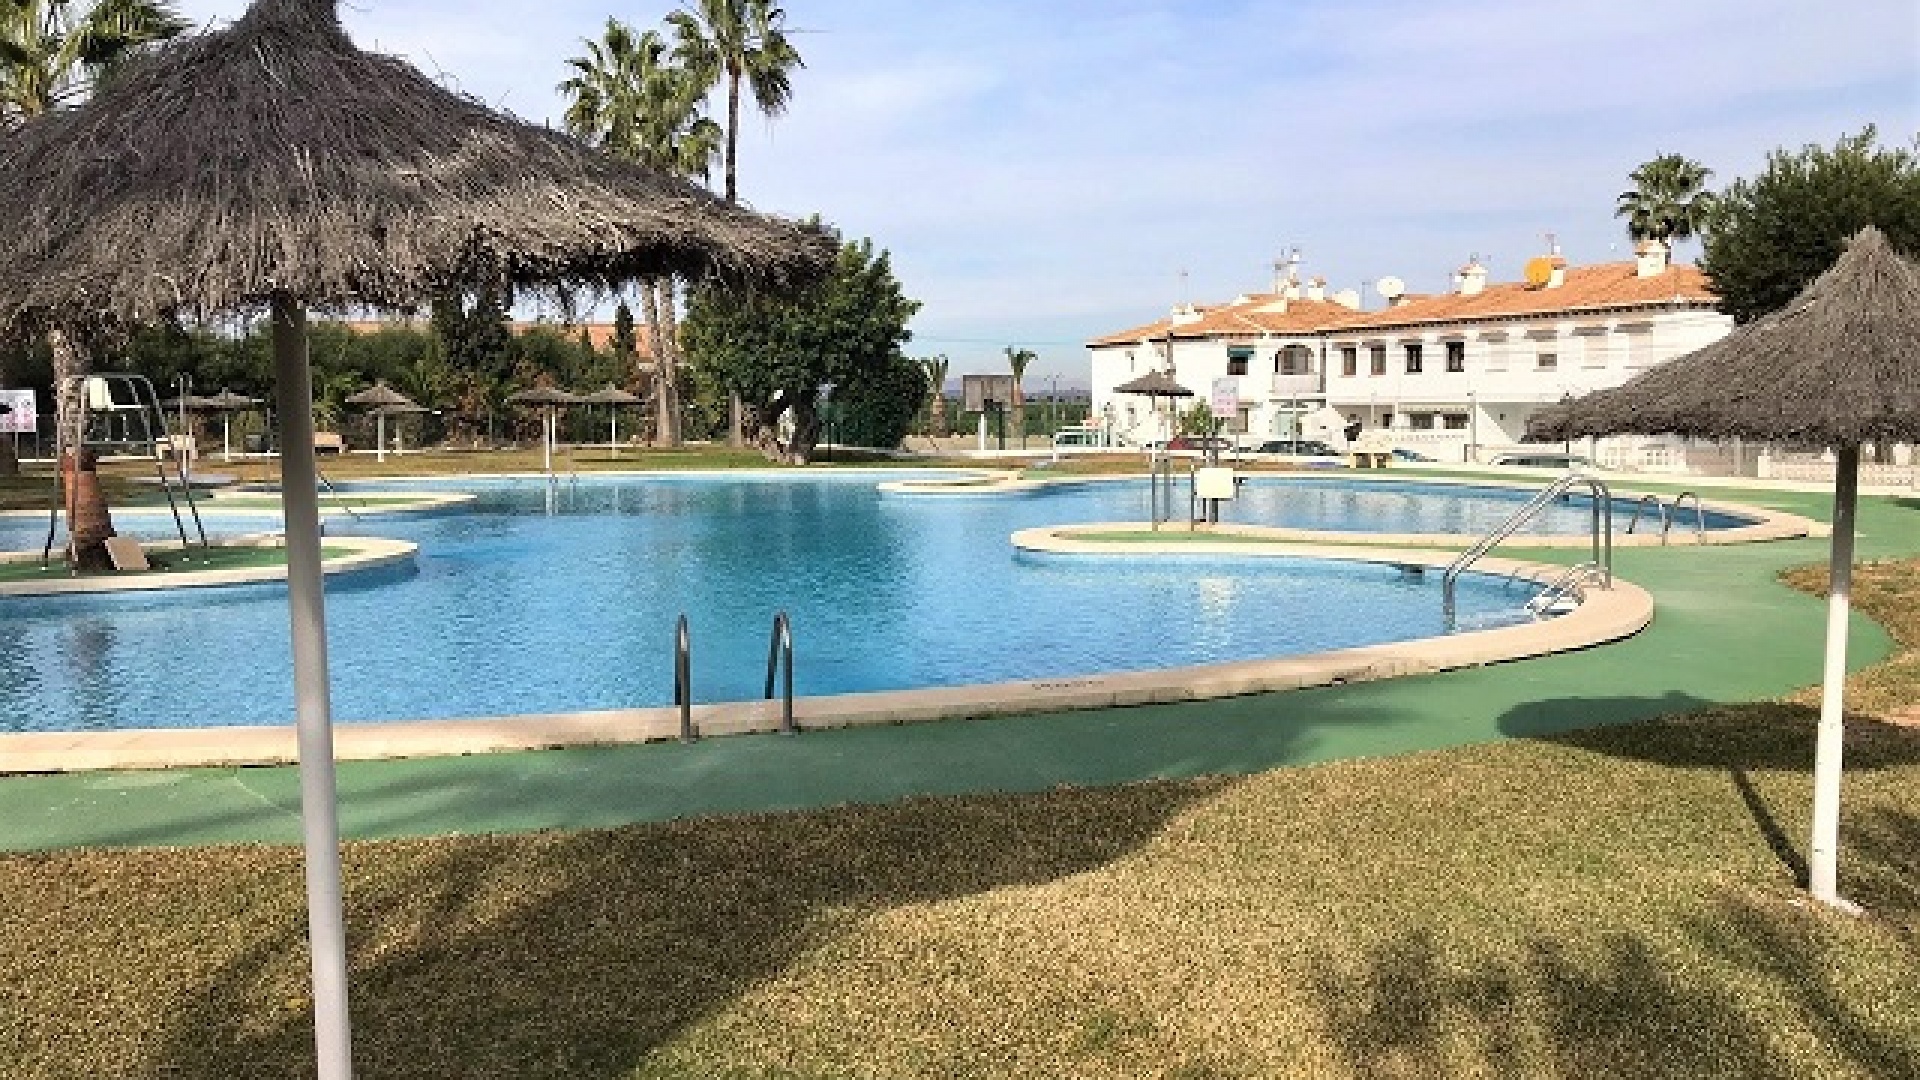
[3,485,1915,851]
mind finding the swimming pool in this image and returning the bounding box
[0,472,1596,734]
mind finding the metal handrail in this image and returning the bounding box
[1525,561,1604,616]
[1669,491,1706,544]
[1444,471,1612,627]
[765,611,795,735]
[1622,493,1670,539]
[674,614,695,742]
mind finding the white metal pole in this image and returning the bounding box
[375,412,387,464]
[1808,444,1861,908]
[543,408,553,476]
[270,296,355,1079]
[610,409,618,451]
[222,412,232,463]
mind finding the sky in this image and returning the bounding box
[175,0,1917,388]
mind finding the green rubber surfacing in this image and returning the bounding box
[1,484,1913,851]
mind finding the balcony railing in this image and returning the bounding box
[1268,373,1322,398]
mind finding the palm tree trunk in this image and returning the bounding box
[647,278,684,447]
[724,66,741,203]
[50,327,117,569]
[930,394,947,438]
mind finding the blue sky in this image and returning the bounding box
[179,0,1916,386]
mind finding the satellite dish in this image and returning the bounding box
[1375,276,1405,300]
[1524,257,1554,287]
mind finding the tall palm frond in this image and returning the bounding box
[1617,152,1717,246]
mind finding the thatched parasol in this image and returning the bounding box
[0,1,831,1072]
[582,384,645,450]
[346,382,420,463]
[1112,369,1194,398]
[203,388,265,461]
[1531,226,1920,912]
[508,386,584,474]
[1113,369,1193,447]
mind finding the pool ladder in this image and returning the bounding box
[1443,471,1613,630]
[672,611,797,742]
[1623,491,1706,545]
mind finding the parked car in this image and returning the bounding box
[1165,435,1232,452]
[1051,427,1106,447]
[1490,451,1590,469]
[1255,439,1341,457]
[1391,447,1437,462]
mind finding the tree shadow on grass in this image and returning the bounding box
[1505,697,1920,919]
[1311,898,1920,1079]
[113,777,1232,1079]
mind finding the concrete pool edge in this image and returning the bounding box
[0,541,1652,773]
[880,471,1819,545]
[0,535,417,597]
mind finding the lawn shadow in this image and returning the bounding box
[1506,696,1920,912]
[125,776,1232,1078]
[1310,897,1920,1079]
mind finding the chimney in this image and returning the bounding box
[1330,288,1362,310]
[1306,276,1326,302]
[1634,238,1670,278]
[1456,256,1488,296]
[1547,235,1566,289]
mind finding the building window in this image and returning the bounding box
[1445,340,1465,372]
[1537,352,1558,370]
[1279,346,1310,376]
[1340,346,1358,377]
[1370,345,1387,375]
[1227,346,1251,377]
[1404,343,1424,374]
[1409,412,1437,430]
[1444,413,1470,430]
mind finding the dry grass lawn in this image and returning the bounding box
[2,564,1918,1078]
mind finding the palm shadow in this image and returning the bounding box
[1310,899,1920,1079]
[125,777,1230,1078]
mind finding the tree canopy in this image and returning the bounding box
[682,227,919,462]
[1700,128,1920,324]
[1616,153,1715,248]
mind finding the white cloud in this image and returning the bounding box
[172,0,1919,381]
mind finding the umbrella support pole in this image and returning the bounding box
[1808,445,1862,911]
[376,412,386,464]
[272,297,356,1078]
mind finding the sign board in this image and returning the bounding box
[961,374,1017,413]
[0,388,35,434]
[1209,377,1239,418]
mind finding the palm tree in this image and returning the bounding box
[1616,153,1716,250]
[665,0,802,205]
[561,19,720,446]
[1005,346,1035,448]
[2,0,185,552]
[920,353,949,437]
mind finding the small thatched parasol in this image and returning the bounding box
[581,384,645,450]
[1112,369,1194,398]
[1113,369,1194,447]
[508,386,584,474]
[203,388,265,461]
[1530,226,1920,912]
[346,382,420,463]
[0,1,831,1072]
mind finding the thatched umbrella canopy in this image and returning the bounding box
[0,1,831,1073]
[1112,369,1194,398]
[346,382,420,463]
[203,388,266,461]
[1531,226,1920,913]
[508,387,583,473]
[582,384,645,450]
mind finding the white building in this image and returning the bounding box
[1088,241,1733,465]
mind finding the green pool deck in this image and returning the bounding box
[2,483,1915,852]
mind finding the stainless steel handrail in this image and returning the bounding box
[1525,561,1603,616]
[765,610,795,735]
[1622,493,1670,540]
[675,614,695,742]
[1444,471,1612,627]
[1669,491,1706,544]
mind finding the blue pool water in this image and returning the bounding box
[0,474,1707,734]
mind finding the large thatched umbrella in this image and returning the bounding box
[0,0,829,1074]
[345,381,417,464]
[204,388,264,462]
[1532,226,1920,911]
